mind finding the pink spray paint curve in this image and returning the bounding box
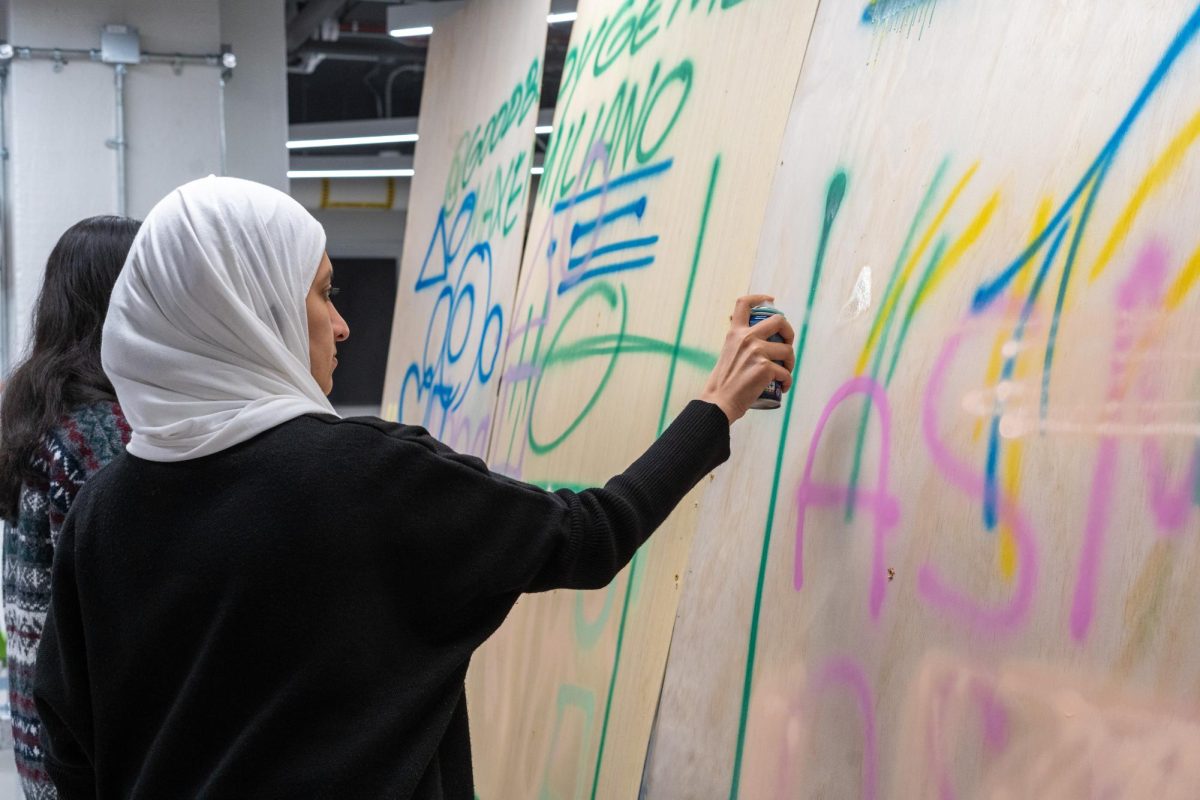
[1131,243,1198,534]
[794,376,901,621]
[1071,241,1168,641]
[970,678,1010,754]
[816,657,879,800]
[1144,442,1199,532]
[928,674,1010,800]
[921,323,1039,633]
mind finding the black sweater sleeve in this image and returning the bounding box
[33,513,98,800]
[376,400,730,628]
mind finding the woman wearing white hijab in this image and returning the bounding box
[34,176,795,798]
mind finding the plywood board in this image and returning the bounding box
[380,0,549,457]
[467,1,820,797]
[647,1,1200,797]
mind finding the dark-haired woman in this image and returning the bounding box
[0,215,140,799]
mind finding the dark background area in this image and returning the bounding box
[326,257,400,409]
[286,0,571,127]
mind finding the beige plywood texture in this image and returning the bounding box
[467,0,820,797]
[647,1,1200,797]
[379,0,549,456]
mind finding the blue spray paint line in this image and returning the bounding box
[982,218,1071,529]
[569,236,660,270]
[972,4,1200,314]
[557,257,657,295]
[970,4,1200,423]
[571,198,649,244]
[415,192,476,291]
[552,159,674,214]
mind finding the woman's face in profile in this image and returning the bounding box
[306,252,350,394]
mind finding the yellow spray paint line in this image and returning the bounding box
[911,191,1000,316]
[855,162,980,374]
[1165,240,1200,311]
[1089,106,1200,283]
[997,290,1042,581]
[989,197,1052,580]
[1114,243,1200,400]
[974,196,1051,443]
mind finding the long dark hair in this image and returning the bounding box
[0,215,141,522]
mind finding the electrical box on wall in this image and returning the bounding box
[100,25,141,65]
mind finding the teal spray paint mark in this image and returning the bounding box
[844,158,949,521]
[1038,175,1105,422]
[588,155,722,800]
[528,283,629,455]
[862,0,939,23]
[537,684,597,800]
[728,170,847,800]
[548,335,716,372]
[862,0,940,38]
[884,237,948,386]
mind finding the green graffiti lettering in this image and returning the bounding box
[631,0,662,54]
[636,59,692,164]
[522,57,542,121]
[553,111,588,203]
[528,282,628,455]
[593,0,638,78]
[574,583,618,650]
[502,151,528,237]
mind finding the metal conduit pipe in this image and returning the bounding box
[1,41,236,219]
[12,46,100,64]
[0,36,236,370]
[218,72,228,176]
[294,40,425,64]
[141,51,229,67]
[110,64,128,216]
[9,47,231,67]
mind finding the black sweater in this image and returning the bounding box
[34,401,730,798]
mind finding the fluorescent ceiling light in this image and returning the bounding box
[534,125,553,135]
[394,12,573,38]
[389,25,433,38]
[531,167,545,175]
[288,168,415,179]
[287,134,419,150]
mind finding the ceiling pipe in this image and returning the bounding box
[294,40,425,63]
[286,0,347,55]
[383,64,422,118]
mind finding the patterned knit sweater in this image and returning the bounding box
[3,401,129,799]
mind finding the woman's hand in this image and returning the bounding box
[698,294,796,424]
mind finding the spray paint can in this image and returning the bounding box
[749,305,786,410]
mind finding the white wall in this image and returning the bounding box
[311,208,406,262]
[2,0,288,368]
[220,0,288,191]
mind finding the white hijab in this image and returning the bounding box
[102,175,339,462]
